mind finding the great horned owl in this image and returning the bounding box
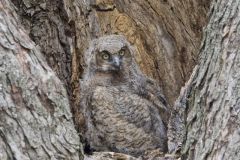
[80,35,169,157]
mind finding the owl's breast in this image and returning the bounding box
[91,86,153,132]
[89,86,166,154]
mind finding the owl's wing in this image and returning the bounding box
[140,77,170,126]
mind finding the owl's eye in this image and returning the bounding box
[119,50,125,56]
[102,52,110,60]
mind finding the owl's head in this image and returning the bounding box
[85,35,135,75]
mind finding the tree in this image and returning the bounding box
[0,0,82,159]
[1,0,239,159]
[182,1,240,159]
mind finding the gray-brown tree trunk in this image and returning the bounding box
[0,0,82,159]
[182,1,240,160]
[1,0,240,159]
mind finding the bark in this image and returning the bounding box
[9,0,210,107]
[0,0,82,160]
[71,0,210,106]
[10,0,75,94]
[1,0,219,159]
[7,2,210,158]
[182,0,240,159]
[167,66,199,154]
[4,0,240,159]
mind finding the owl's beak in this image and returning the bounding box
[112,56,121,70]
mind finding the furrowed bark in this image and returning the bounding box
[182,0,240,159]
[0,0,83,159]
[1,0,223,159]
[10,0,210,107]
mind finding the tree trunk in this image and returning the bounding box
[0,0,82,159]
[70,0,210,106]
[182,1,240,159]
[9,0,210,107]
[6,0,240,160]
[6,1,210,158]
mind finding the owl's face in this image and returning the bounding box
[85,35,136,78]
[95,46,132,73]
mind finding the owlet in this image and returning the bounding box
[80,35,169,157]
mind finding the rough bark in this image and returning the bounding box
[10,0,75,96]
[7,2,210,158]
[71,0,210,106]
[167,66,199,154]
[182,0,240,159]
[9,0,210,107]
[1,0,217,159]
[0,0,82,159]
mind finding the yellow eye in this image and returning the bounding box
[102,52,110,60]
[119,50,125,56]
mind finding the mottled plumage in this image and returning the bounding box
[80,35,169,157]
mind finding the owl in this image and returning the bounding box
[80,35,169,157]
